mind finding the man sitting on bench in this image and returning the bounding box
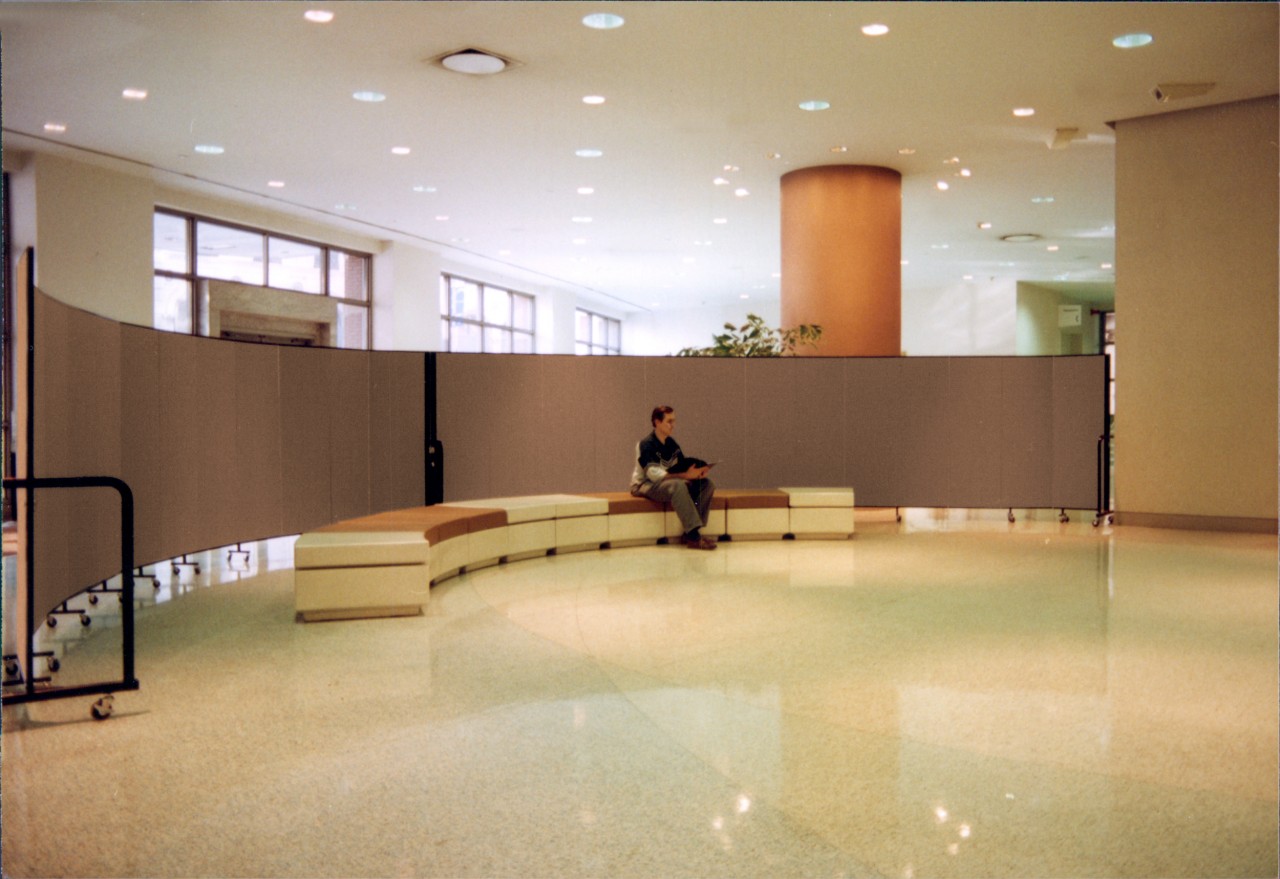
[630,405,717,550]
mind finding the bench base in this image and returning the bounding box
[298,605,423,623]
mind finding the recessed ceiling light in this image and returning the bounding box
[734,188,749,197]
[977,221,992,230]
[577,187,595,195]
[434,215,449,221]
[935,180,950,191]
[1031,196,1055,204]
[799,100,831,111]
[1112,32,1153,49]
[572,216,593,223]
[723,165,740,172]
[958,168,972,177]
[898,147,916,155]
[575,148,603,158]
[1101,262,1113,269]
[963,274,974,281]
[862,23,890,36]
[582,95,606,105]
[1000,233,1041,243]
[900,260,909,266]
[43,122,67,133]
[353,90,386,103]
[766,151,782,160]
[583,12,625,29]
[391,146,411,155]
[334,203,357,211]
[1046,245,1060,252]
[831,146,848,153]
[304,9,334,23]
[194,144,225,155]
[122,88,148,100]
[412,185,437,193]
[943,156,960,165]
[268,180,285,188]
[713,177,730,186]
[1013,107,1036,117]
[713,218,728,224]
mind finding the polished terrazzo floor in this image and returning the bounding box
[2,510,1277,878]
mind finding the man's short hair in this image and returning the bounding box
[651,405,673,427]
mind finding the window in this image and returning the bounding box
[439,274,535,353]
[575,308,621,355]
[153,210,372,348]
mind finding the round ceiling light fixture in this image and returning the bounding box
[582,12,625,29]
[1000,233,1042,243]
[441,49,508,75]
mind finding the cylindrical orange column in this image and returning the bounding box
[780,165,901,356]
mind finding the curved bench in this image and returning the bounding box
[293,487,854,622]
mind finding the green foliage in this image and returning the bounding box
[675,313,823,357]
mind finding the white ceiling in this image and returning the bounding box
[2,1,1276,316]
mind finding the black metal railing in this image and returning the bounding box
[3,476,140,709]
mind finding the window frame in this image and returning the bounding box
[152,209,373,348]
[439,273,536,354]
[575,307,621,355]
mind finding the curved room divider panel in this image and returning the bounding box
[18,290,1106,627]
[435,353,1108,510]
[20,291,426,622]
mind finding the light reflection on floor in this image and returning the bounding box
[2,509,1276,878]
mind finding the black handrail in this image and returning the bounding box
[3,475,140,705]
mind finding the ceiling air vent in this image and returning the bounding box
[432,48,520,76]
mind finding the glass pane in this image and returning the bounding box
[575,342,590,356]
[513,332,533,354]
[451,320,482,353]
[450,278,482,321]
[483,286,511,327]
[153,213,188,272]
[268,237,322,294]
[607,319,620,349]
[196,221,265,284]
[153,276,192,333]
[512,294,534,331]
[335,303,369,349]
[329,251,369,301]
[592,344,606,356]
[439,276,449,316]
[485,327,513,353]
[441,319,450,350]
[575,309,591,342]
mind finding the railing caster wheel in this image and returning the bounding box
[91,696,114,721]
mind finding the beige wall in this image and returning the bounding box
[1115,96,1278,527]
[33,153,155,326]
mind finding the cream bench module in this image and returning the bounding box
[780,487,856,538]
[293,531,430,622]
[442,494,610,559]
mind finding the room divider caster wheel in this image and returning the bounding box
[46,615,57,629]
[172,564,180,575]
[1058,510,1070,524]
[1007,510,1015,523]
[91,696,114,720]
[89,594,99,605]
[80,614,92,627]
[47,657,60,673]
[4,659,18,677]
